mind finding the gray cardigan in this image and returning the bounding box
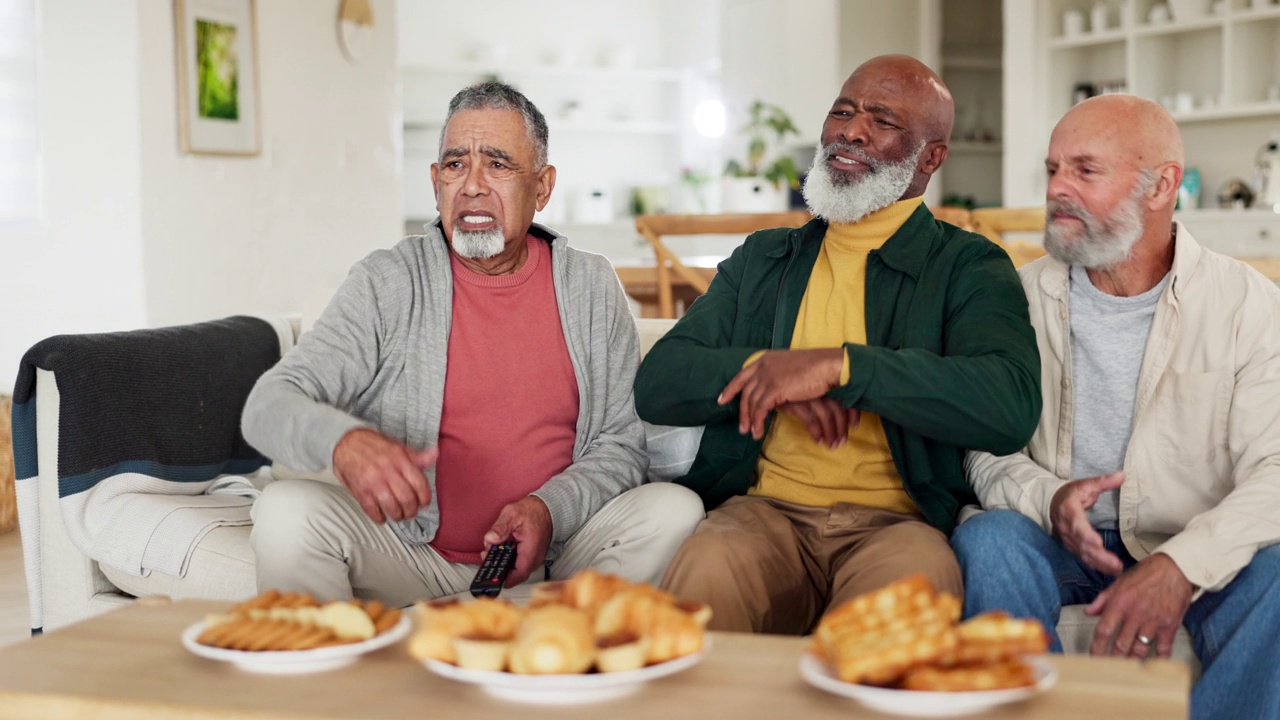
[242,221,648,557]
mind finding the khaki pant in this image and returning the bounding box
[251,479,704,607]
[661,495,961,634]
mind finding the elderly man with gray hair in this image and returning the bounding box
[954,95,1280,720]
[243,81,703,605]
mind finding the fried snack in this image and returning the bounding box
[901,659,1038,692]
[198,617,336,651]
[196,592,400,651]
[594,586,705,664]
[825,619,960,686]
[533,570,635,615]
[407,597,523,664]
[815,575,960,651]
[937,612,1049,667]
[595,632,649,673]
[452,636,513,672]
[508,605,595,675]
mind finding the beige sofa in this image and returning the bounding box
[17,315,1199,672]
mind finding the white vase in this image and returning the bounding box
[721,177,788,214]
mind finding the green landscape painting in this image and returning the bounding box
[195,19,239,120]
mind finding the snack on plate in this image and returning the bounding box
[812,575,1046,691]
[508,606,596,675]
[408,569,710,674]
[902,659,1039,692]
[407,597,524,664]
[196,590,402,651]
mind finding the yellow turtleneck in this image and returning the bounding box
[749,196,923,512]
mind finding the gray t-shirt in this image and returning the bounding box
[1069,265,1170,529]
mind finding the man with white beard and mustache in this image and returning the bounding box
[239,82,704,605]
[955,95,1280,720]
[634,55,1042,634]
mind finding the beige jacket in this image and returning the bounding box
[966,223,1280,592]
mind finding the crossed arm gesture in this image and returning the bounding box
[717,348,860,447]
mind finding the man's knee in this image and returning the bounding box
[625,482,705,538]
[250,479,344,554]
[951,509,1044,565]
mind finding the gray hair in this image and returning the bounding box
[439,81,549,168]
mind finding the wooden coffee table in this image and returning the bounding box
[0,600,1188,719]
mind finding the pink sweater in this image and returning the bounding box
[430,236,580,564]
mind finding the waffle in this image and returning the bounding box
[812,575,1046,690]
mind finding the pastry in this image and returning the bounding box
[508,605,595,674]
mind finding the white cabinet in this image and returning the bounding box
[938,0,1004,207]
[1175,209,1280,256]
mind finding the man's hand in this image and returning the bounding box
[1049,472,1126,575]
[332,428,437,524]
[718,348,845,440]
[780,399,862,449]
[482,496,553,587]
[1087,553,1194,659]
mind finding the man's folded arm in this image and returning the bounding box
[964,449,1065,532]
[634,243,766,427]
[533,270,649,543]
[828,246,1042,455]
[242,262,386,472]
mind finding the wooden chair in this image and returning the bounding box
[971,207,1049,268]
[631,211,813,318]
[930,206,973,231]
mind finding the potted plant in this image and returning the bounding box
[722,100,801,213]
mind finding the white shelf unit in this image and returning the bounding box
[938,0,1004,207]
[1004,0,1280,208]
[1045,0,1280,123]
[399,62,690,224]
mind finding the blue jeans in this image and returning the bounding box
[952,510,1280,720]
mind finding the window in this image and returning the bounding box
[0,0,40,230]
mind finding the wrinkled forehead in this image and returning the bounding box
[1048,113,1133,166]
[440,108,534,156]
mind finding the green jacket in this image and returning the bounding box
[634,205,1041,535]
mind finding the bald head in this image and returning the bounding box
[1055,95,1183,169]
[848,54,955,144]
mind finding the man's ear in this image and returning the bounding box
[1151,162,1183,210]
[534,165,557,211]
[919,143,949,176]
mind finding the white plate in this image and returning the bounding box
[423,640,709,705]
[799,653,1058,717]
[181,615,411,674]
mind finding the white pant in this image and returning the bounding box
[249,479,705,606]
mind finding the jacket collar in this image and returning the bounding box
[1038,219,1201,303]
[766,203,939,281]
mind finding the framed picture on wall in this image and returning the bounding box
[175,0,260,156]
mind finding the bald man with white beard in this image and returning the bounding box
[955,95,1280,720]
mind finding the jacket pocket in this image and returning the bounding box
[1149,370,1231,465]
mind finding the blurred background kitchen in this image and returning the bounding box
[2,0,1279,391]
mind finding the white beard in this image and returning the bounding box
[451,226,506,260]
[802,141,925,224]
[1043,178,1149,269]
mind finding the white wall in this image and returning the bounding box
[138,0,402,327]
[722,0,841,148]
[0,0,148,394]
[0,0,403,394]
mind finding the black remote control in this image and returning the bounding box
[470,541,518,598]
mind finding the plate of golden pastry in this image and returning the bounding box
[411,570,712,704]
[181,589,410,674]
[800,575,1056,717]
